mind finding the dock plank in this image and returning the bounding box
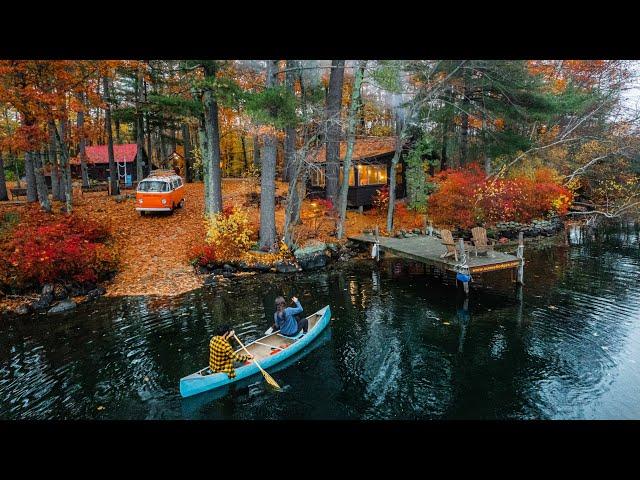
[348,234,522,274]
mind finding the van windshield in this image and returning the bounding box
[138,181,169,192]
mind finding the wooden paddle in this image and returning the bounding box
[232,333,281,390]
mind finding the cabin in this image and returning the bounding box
[166,149,185,176]
[69,144,148,183]
[307,136,406,208]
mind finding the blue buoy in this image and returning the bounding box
[456,273,471,283]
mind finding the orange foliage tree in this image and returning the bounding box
[428,164,573,229]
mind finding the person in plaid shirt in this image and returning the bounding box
[209,325,253,378]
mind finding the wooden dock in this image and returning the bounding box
[348,232,525,288]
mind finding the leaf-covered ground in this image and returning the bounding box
[1,179,425,299]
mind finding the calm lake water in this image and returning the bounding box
[1,224,639,420]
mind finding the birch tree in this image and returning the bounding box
[336,61,366,239]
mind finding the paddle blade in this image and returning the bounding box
[262,370,281,390]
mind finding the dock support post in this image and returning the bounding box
[458,237,470,295]
[516,231,524,285]
[373,226,380,262]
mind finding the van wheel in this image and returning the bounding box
[178,199,185,209]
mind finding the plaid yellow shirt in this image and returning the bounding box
[209,335,250,378]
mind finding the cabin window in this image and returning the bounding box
[338,167,355,186]
[357,164,387,186]
[310,167,326,187]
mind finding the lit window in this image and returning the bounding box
[357,164,387,186]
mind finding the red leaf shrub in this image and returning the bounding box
[0,208,116,290]
[189,244,220,267]
[427,164,573,229]
[372,185,389,214]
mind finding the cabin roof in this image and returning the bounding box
[307,136,398,163]
[69,143,139,165]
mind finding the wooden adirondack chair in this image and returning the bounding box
[440,229,459,261]
[471,227,496,256]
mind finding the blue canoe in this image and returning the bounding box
[179,305,331,398]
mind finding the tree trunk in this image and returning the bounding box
[460,68,470,167]
[115,117,122,144]
[202,63,223,215]
[32,152,51,212]
[158,127,166,167]
[182,123,192,182]
[77,92,90,187]
[53,122,73,212]
[48,121,61,201]
[13,154,21,189]
[103,76,119,195]
[144,74,153,175]
[440,126,448,172]
[283,60,298,182]
[324,59,345,207]
[259,60,279,251]
[146,117,153,174]
[337,61,366,240]
[198,116,209,205]
[284,146,307,248]
[387,111,405,234]
[253,135,260,168]
[241,136,248,171]
[135,66,145,181]
[24,152,37,202]
[0,151,8,201]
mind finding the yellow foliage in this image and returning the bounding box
[205,207,253,259]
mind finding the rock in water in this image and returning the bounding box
[42,283,55,296]
[86,286,106,302]
[31,293,54,311]
[294,243,330,271]
[47,299,77,315]
[251,262,272,272]
[275,261,299,273]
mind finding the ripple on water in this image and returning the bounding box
[1,230,639,419]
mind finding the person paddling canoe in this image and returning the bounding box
[271,296,307,337]
[209,325,253,379]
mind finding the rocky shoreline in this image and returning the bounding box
[0,280,109,320]
[2,217,570,320]
[194,240,369,287]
